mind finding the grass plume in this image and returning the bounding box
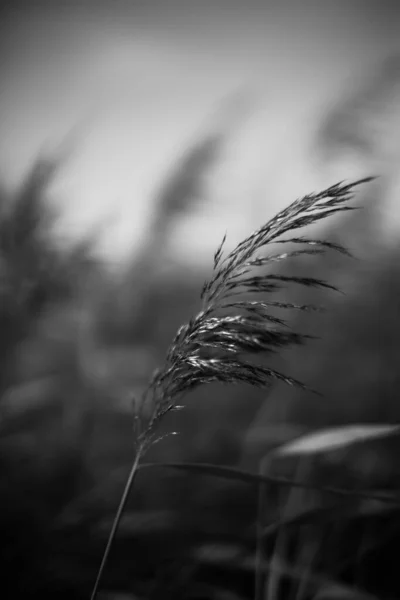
[138,178,371,442]
[90,176,373,599]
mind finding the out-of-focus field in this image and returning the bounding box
[2,54,400,599]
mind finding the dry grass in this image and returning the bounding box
[90,177,379,599]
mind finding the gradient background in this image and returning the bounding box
[1,0,400,265]
[2,6,400,598]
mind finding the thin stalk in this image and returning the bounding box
[90,442,145,600]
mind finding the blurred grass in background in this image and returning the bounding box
[1,54,400,599]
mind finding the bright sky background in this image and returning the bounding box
[0,0,399,266]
